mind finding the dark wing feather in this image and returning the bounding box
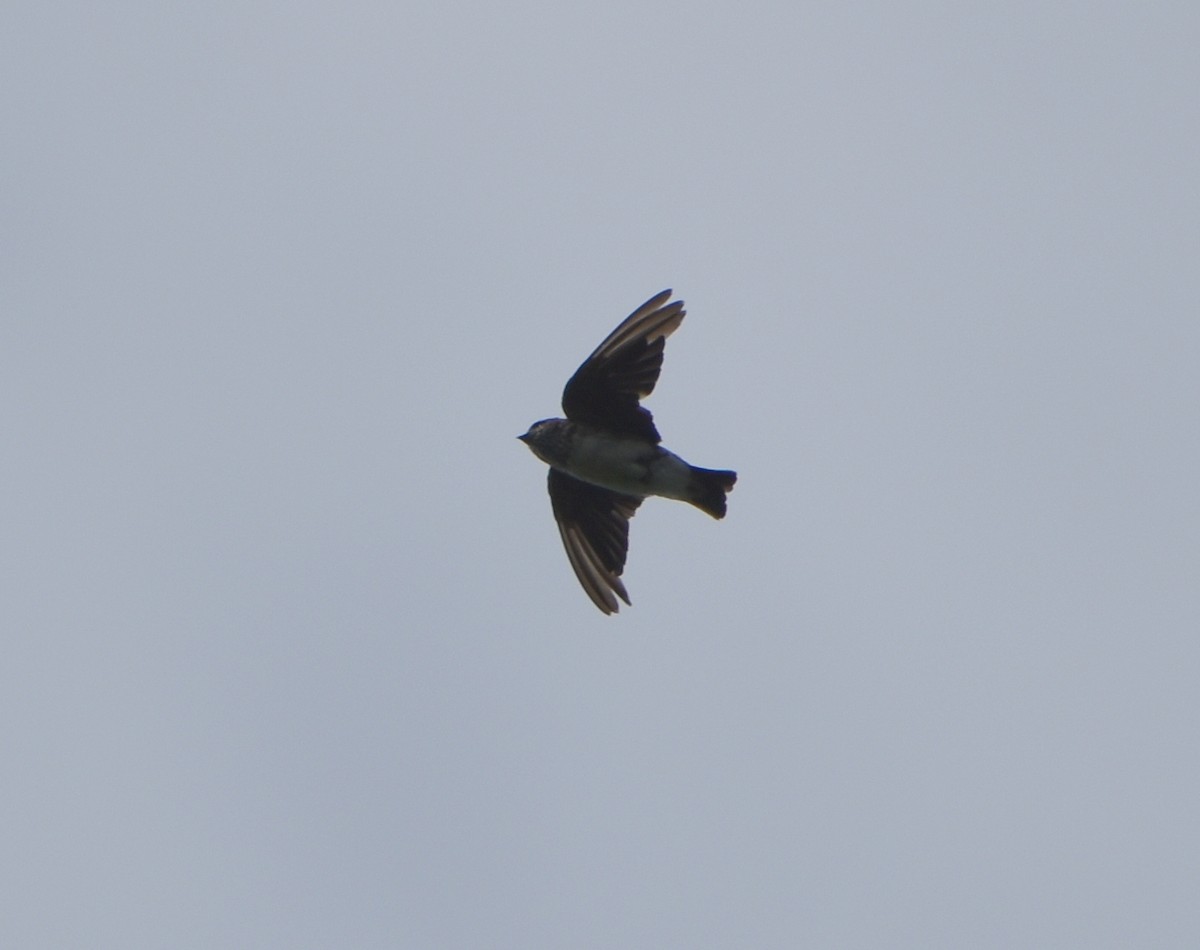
[548,468,643,614]
[561,290,685,442]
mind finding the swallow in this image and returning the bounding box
[519,290,736,614]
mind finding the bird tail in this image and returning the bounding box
[686,467,737,519]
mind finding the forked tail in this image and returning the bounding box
[687,466,738,519]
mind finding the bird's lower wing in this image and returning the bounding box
[547,469,643,614]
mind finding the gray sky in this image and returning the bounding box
[4,2,1198,947]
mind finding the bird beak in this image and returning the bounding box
[517,433,529,442]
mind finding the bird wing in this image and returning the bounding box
[547,468,643,614]
[560,290,685,443]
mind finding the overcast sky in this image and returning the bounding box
[3,3,1198,947]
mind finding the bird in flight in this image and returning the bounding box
[519,290,737,614]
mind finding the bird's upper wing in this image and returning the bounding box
[548,468,643,614]
[560,290,685,443]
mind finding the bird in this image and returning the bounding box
[519,289,736,614]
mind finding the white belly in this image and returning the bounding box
[561,432,694,500]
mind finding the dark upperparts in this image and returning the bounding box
[560,290,685,443]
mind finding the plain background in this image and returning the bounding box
[4,3,1198,947]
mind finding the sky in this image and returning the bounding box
[3,2,1198,947]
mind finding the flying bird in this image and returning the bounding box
[519,290,737,614]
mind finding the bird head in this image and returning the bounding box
[518,418,569,466]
